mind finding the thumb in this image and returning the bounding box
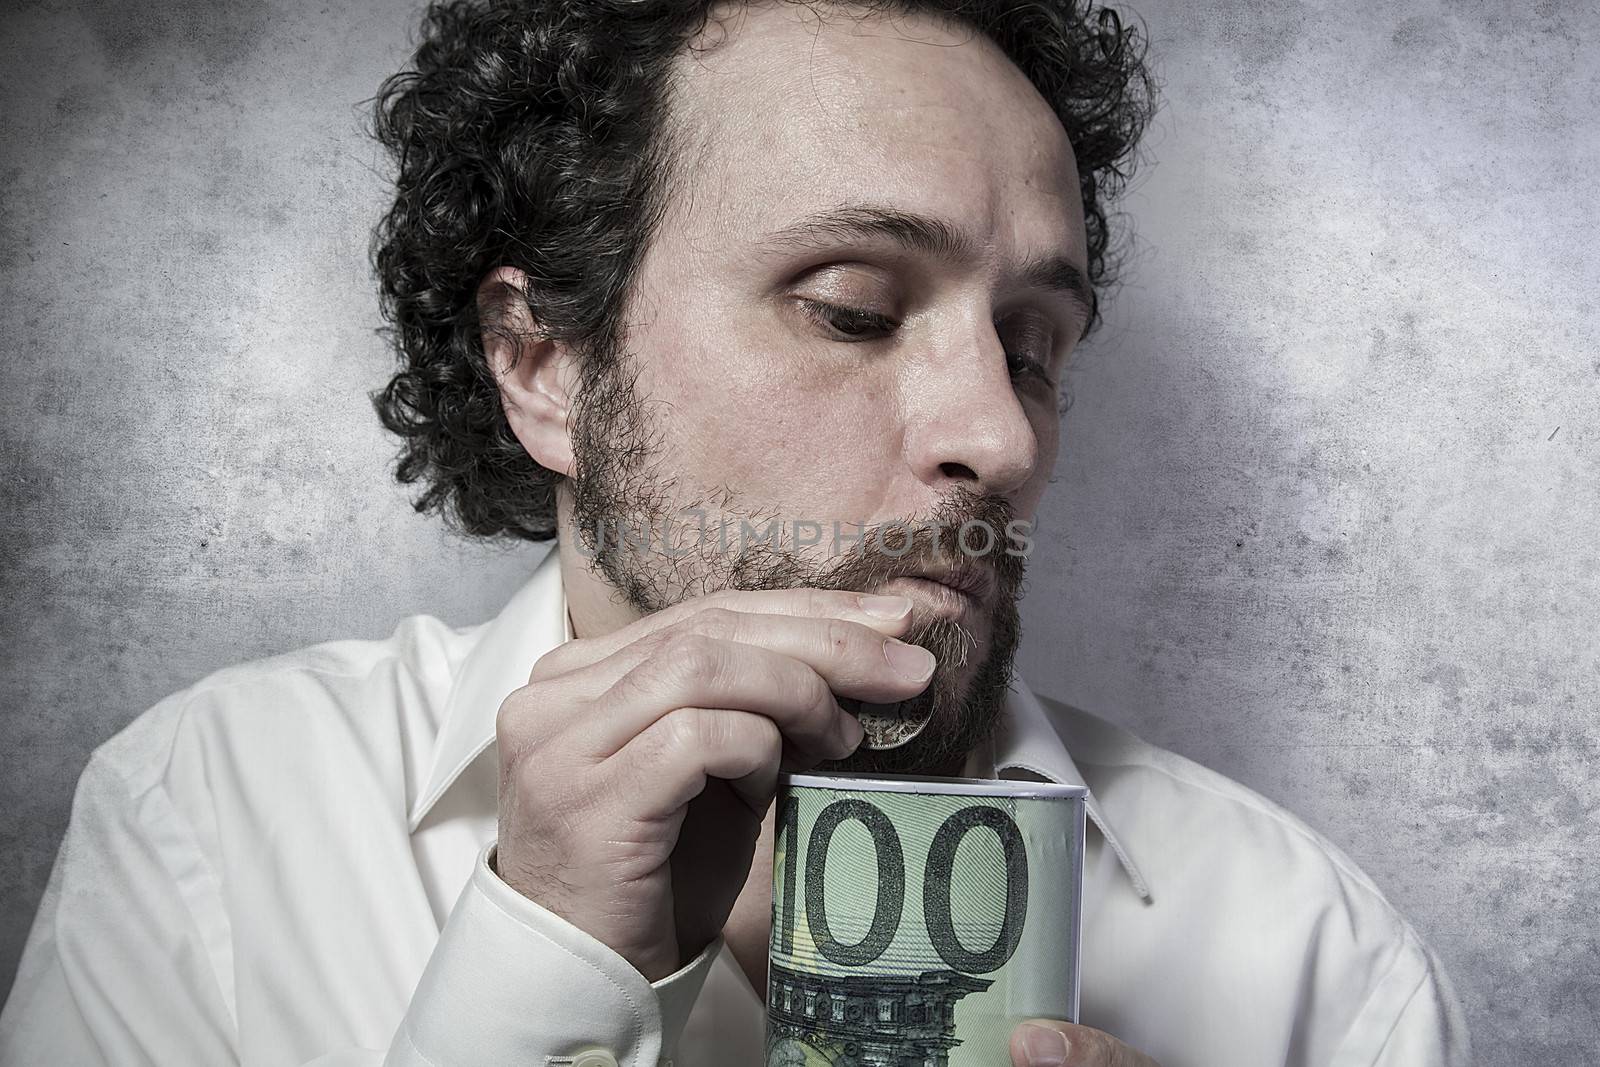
[1012,1020,1073,1067]
[1010,1019,1161,1067]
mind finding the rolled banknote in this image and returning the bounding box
[767,772,1086,1067]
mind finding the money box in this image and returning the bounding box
[767,772,1087,1067]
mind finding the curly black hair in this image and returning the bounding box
[370,0,1158,542]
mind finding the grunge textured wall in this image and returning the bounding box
[1,1,1595,1063]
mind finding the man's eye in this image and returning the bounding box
[798,299,1056,389]
[1006,348,1054,385]
[798,299,898,340]
[999,315,1058,390]
[998,347,1062,388]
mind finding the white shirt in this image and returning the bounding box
[0,549,1472,1067]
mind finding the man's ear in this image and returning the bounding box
[478,266,579,477]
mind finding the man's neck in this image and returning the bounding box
[558,543,643,641]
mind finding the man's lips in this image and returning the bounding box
[875,563,995,614]
[921,561,996,600]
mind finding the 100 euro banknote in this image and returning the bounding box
[767,772,1086,1067]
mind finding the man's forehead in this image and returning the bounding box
[667,3,1086,265]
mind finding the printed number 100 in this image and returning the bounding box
[774,795,1030,975]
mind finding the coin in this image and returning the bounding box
[836,697,930,750]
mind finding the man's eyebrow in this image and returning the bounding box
[756,203,1097,338]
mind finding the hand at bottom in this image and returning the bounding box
[1011,1020,1162,1067]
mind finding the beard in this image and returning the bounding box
[566,342,1027,777]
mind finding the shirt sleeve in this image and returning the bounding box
[0,752,240,1065]
[1331,929,1474,1067]
[2,759,718,1067]
[384,842,720,1067]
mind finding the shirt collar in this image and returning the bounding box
[410,548,1151,902]
[409,548,570,831]
[985,683,1153,903]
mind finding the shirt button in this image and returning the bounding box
[570,1050,619,1067]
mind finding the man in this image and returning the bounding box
[0,1,1472,1065]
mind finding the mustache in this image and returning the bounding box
[805,487,1027,597]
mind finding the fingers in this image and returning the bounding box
[608,705,785,818]
[529,587,916,682]
[511,607,936,760]
[1010,1021,1162,1067]
[501,588,938,841]
[582,629,932,759]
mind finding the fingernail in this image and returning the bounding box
[859,594,912,619]
[838,713,865,754]
[1020,1024,1070,1067]
[884,639,936,681]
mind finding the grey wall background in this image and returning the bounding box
[2,0,1595,1063]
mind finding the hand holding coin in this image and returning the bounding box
[493,587,937,982]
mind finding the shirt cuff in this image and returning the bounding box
[387,842,722,1067]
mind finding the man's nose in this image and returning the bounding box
[900,325,1040,497]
